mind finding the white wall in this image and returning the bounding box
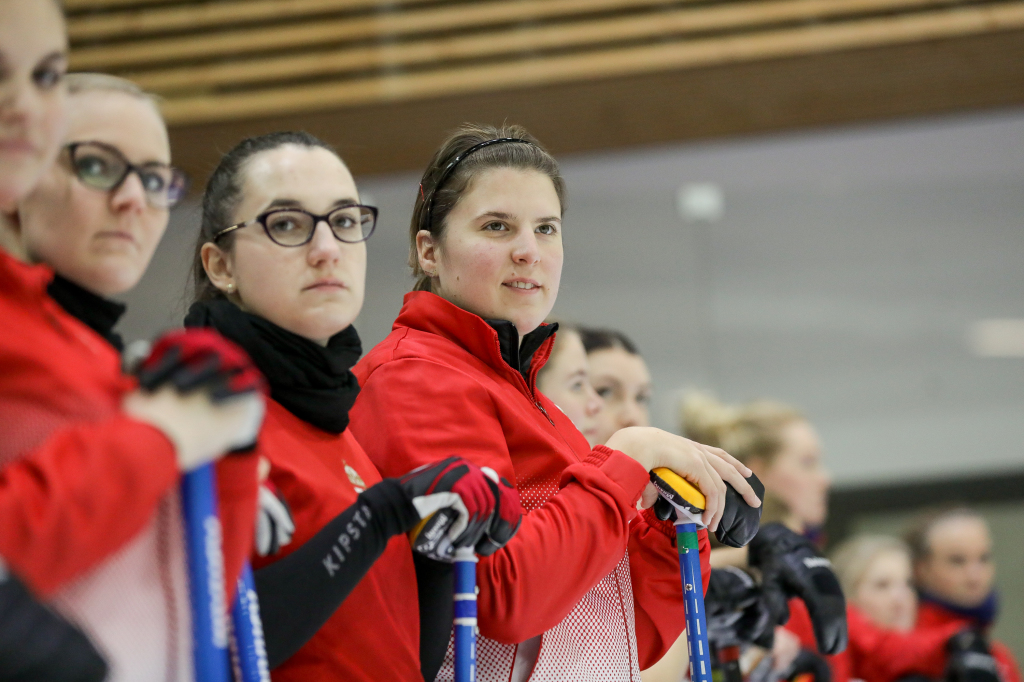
[118,107,1024,487]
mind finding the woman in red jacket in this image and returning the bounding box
[350,123,760,681]
[1,71,265,681]
[187,130,520,681]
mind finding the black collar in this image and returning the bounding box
[47,274,126,351]
[485,320,558,382]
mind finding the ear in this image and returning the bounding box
[201,241,236,294]
[416,229,439,278]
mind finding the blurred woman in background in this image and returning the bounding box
[905,509,1021,682]
[534,321,603,446]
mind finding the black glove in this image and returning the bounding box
[0,564,108,682]
[946,629,1002,682]
[651,473,764,549]
[715,472,765,548]
[748,523,847,655]
[782,649,832,682]
[705,566,774,649]
[401,457,512,562]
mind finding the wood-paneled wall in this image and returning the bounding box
[65,0,1024,177]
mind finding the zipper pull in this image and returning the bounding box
[535,401,555,426]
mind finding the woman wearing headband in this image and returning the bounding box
[351,123,760,680]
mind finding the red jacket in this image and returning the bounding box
[250,400,421,681]
[915,600,1022,682]
[350,292,710,680]
[0,251,257,680]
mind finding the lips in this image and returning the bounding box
[95,231,136,243]
[304,279,346,291]
[503,278,541,291]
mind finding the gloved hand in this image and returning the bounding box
[126,328,267,471]
[255,483,295,557]
[0,562,108,682]
[705,566,774,648]
[401,457,501,562]
[781,649,832,682]
[748,523,847,655]
[651,471,764,548]
[136,328,266,402]
[946,629,1002,682]
[475,468,522,556]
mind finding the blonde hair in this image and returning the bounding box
[680,392,803,467]
[830,534,911,598]
[64,73,162,116]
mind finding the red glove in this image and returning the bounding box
[136,328,266,402]
[401,457,499,562]
[477,467,522,556]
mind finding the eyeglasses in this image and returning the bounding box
[67,141,189,209]
[213,205,378,247]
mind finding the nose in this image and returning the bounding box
[585,384,602,417]
[617,400,644,429]
[110,172,148,214]
[510,228,541,266]
[0,79,38,125]
[307,220,342,266]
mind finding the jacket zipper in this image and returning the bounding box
[534,400,555,426]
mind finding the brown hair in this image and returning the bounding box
[903,506,987,564]
[409,123,566,292]
[189,131,341,303]
[578,327,640,355]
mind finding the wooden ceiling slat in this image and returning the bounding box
[66,0,438,41]
[155,1,1024,124]
[125,0,977,94]
[68,0,703,69]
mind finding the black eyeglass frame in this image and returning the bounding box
[212,205,379,247]
[66,141,189,209]
[419,137,534,232]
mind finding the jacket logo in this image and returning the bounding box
[322,504,372,577]
[344,462,366,493]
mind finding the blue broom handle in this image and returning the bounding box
[181,463,231,682]
[230,563,270,682]
[676,521,712,682]
[453,547,478,682]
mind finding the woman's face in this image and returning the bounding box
[854,549,917,632]
[588,346,652,446]
[537,331,603,445]
[916,516,994,608]
[203,144,366,345]
[754,420,831,529]
[418,167,562,336]
[18,90,170,296]
[0,0,68,211]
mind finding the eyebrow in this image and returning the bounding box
[478,210,561,223]
[265,197,358,211]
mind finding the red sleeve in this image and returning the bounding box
[350,359,651,644]
[840,606,961,682]
[628,508,711,669]
[992,642,1022,682]
[0,415,179,596]
[215,450,259,604]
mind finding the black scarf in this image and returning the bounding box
[486,320,558,382]
[47,274,127,351]
[185,298,362,434]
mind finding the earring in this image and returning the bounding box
[226,283,235,293]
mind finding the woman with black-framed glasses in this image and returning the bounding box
[186,130,521,682]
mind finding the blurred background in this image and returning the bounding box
[66,0,1024,655]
